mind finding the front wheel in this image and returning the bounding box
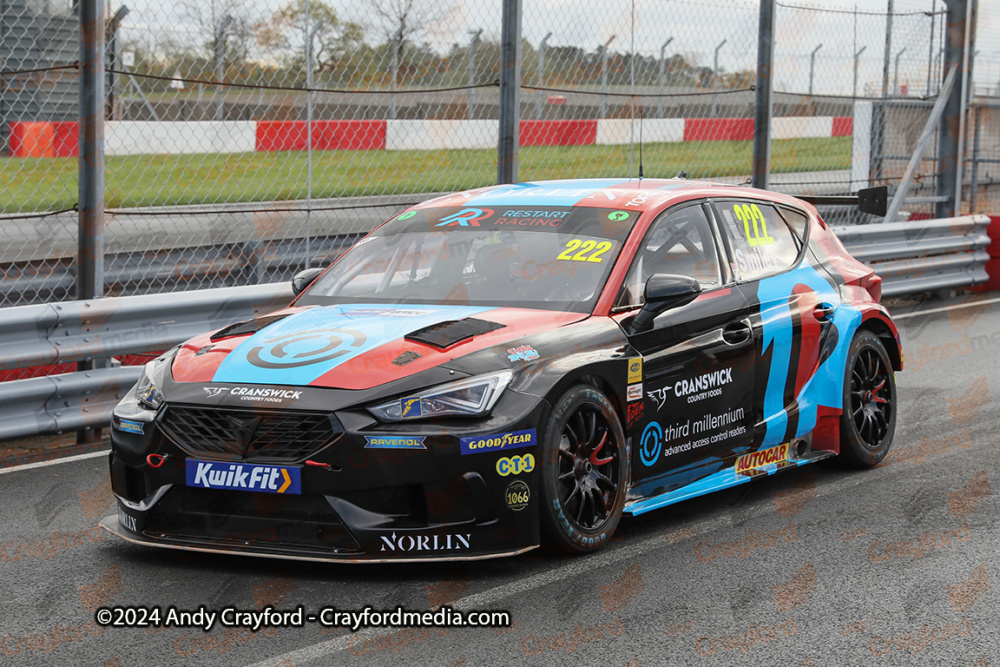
[539,385,628,554]
[839,330,897,467]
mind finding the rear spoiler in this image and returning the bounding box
[796,185,887,217]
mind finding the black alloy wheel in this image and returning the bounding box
[840,330,897,467]
[539,385,627,553]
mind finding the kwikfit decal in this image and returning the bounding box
[185,461,301,494]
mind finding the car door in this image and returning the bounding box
[710,198,842,452]
[617,202,756,497]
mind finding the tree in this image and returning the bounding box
[254,0,364,72]
[178,0,254,73]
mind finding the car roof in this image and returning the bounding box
[415,178,815,215]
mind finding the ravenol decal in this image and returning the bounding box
[364,436,427,450]
[435,207,494,227]
[735,444,790,477]
[627,357,643,384]
[400,397,423,419]
[115,419,144,435]
[496,453,535,476]
[185,461,301,494]
[639,422,662,467]
[212,304,489,386]
[461,429,536,455]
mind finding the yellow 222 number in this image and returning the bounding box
[556,239,614,263]
[733,203,775,247]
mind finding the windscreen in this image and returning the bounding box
[299,205,637,313]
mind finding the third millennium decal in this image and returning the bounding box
[460,429,536,455]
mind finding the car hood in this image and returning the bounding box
[170,304,587,390]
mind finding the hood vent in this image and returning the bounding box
[210,313,291,341]
[404,317,505,349]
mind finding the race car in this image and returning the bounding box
[101,178,901,562]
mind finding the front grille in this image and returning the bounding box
[159,405,342,462]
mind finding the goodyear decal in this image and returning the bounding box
[463,179,631,207]
[400,397,423,419]
[364,436,427,450]
[460,429,536,455]
[211,304,489,386]
[185,461,300,494]
[735,444,790,477]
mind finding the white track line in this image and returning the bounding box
[0,449,108,475]
[892,295,1000,320]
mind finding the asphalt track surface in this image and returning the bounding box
[2,293,1000,667]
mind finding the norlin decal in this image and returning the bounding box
[379,531,472,552]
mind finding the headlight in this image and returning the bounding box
[368,370,514,422]
[133,350,174,410]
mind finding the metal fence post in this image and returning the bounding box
[711,39,726,118]
[536,32,552,119]
[497,0,521,184]
[936,0,973,218]
[78,0,106,444]
[657,38,673,119]
[467,28,482,120]
[872,0,893,185]
[215,15,233,121]
[752,0,774,190]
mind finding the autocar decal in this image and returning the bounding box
[211,304,490,386]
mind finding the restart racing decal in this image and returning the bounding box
[460,429,536,455]
[186,461,301,494]
[735,444,791,477]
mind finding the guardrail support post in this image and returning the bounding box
[751,0,774,190]
[78,0,107,444]
[497,0,521,184]
[936,0,975,217]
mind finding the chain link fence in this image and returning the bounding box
[0,0,990,337]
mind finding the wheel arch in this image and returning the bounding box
[856,311,902,371]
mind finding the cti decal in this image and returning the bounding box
[496,454,535,476]
[185,461,301,494]
[435,208,495,227]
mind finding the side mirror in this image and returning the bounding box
[629,273,702,333]
[291,267,325,296]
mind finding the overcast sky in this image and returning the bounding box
[118,0,999,97]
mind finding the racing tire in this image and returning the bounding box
[839,330,897,467]
[539,385,628,554]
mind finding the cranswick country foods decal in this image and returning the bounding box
[460,429,536,455]
[185,461,301,494]
[211,304,489,386]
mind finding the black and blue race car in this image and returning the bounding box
[102,178,901,562]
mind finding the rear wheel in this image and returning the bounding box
[839,330,896,467]
[539,385,628,554]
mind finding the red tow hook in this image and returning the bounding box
[305,460,332,470]
[146,453,168,468]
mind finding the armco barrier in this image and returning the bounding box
[0,215,987,442]
[832,215,991,297]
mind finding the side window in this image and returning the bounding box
[616,204,722,309]
[777,206,809,247]
[714,200,800,281]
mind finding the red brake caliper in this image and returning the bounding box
[588,432,614,466]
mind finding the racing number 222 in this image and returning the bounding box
[733,204,775,247]
[557,239,613,263]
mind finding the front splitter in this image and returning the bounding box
[99,515,538,564]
